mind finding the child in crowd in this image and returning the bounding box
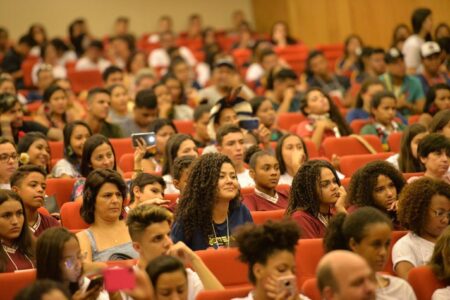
[17,132,51,172]
[275,134,308,186]
[128,172,167,212]
[250,96,283,141]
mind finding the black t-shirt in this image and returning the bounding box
[12,121,49,143]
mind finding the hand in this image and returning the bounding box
[256,124,271,146]
[283,87,295,103]
[291,150,305,173]
[335,186,348,213]
[158,98,172,118]
[134,138,156,170]
[264,275,298,300]
[396,94,408,109]
[72,285,102,300]
[138,198,171,208]
[388,200,398,212]
[166,241,197,265]
[123,268,154,300]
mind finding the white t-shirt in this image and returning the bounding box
[163,174,180,194]
[432,287,450,300]
[233,291,310,300]
[51,158,80,178]
[148,46,197,68]
[402,34,424,73]
[238,169,255,188]
[392,232,434,271]
[376,274,416,300]
[75,57,112,73]
[386,153,400,169]
[245,63,264,82]
[186,268,204,300]
[201,144,218,155]
[279,173,294,185]
[80,276,110,300]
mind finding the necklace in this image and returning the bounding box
[1,241,34,271]
[29,213,41,233]
[211,216,230,249]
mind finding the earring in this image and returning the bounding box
[67,146,74,156]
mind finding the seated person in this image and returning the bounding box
[192,104,211,148]
[286,160,346,239]
[429,227,450,299]
[336,35,363,78]
[171,153,253,250]
[27,64,55,103]
[34,85,73,130]
[264,68,301,113]
[11,165,60,237]
[102,66,125,88]
[250,96,284,141]
[232,220,310,300]
[75,39,111,73]
[429,109,450,138]
[161,75,194,121]
[0,34,33,88]
[121,88,158,137]
[107,84,131,125]
[51,121,92,178]
[360,91,406,149]
[127,205,224,300]
[77,169,138,262]
[276,134,308,185]
[0,137,19,189]
[421,84,450,126]
[416,42,450,96]
[243,148,288,211]
[0,93,63,142]
[393,177,450,279]
[128,172,167,212]
[324,207,416,299]
[0,189,35,272]
[15,280,71,300]
[346,161,405,229]
[17,132,51,172]
[346,78,385,123]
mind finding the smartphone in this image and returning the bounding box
[86,274,104,291]
[103,267,136,292]
[276,275,297,297]
[131,132,156,148]
[239,118,259,131]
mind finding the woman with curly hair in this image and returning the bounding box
[232,220,310,300]
[429,227,450,299]
[346,161,406,228]
[286,160,346,239]
[171,153,253,250]
[324,207,416,299]
[386,123,428,172]
[393,177,450,279]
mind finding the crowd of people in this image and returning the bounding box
[0,6,450,300]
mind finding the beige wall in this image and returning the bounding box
[0,0,253,40]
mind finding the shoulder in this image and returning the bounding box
[432,287,450,300]
[40,213,60,227]
[360,123,376,133]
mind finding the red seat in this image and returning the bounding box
[118,153,134,173]
[231,48,252,69]
[408,266,445,300]
[21,56,39,88]
[163,193,179,206]
[340,177,351,189]
[0,269,36,300]
[110,138,134,163]
[387,132,403,153]
[196,286,252,300]
[26,101,42,114]
[49,141,64,160]
[408,115,420,125]
[173,120,195,135]
[321,135,384,159]
[304,139,319,158]
[251,209,286,225]
[45,178,77,208]
[67,69,103,94]
[105,259,138,267]
[196,247,250,288]
[296,239,324,288]
[38,206,50,216]
[240,187,254,196]
[339,152,394,177]
[350,119,370,134]
[274,45,309,74]
[302,278,321,300]
[60,201,89,230]
[403,172,424,181]
[384,231,407,275]
[277,113,306,131]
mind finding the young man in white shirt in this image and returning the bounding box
[126,205,224,300]
[75,40,111,73]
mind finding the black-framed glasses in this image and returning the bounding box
[430,208,450,220]
[0,153,18,163]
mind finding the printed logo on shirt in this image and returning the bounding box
[208,234,232,249]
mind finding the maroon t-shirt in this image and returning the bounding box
[32,212,60,237]
[291,210,326,239]
[243,190,288,211]
[4,248,34,272]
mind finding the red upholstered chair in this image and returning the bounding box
[350,119,370,134]
[173,120,195,135]
[49,141,64,160]
[60,201,89,230]
[339,152,394,177]
[0,269,36,300]
[408,266,445,300]
[295,239,324,288]
[301,278,321,300]
[304,139,319,158]
[21,56,39,88]
[403,172,424,181]
[387,132,403,153]
[45,178,77,208]
[110,138,134,163]
[119,153,135,173]
[321,135,383,159]
[196,248,250,288]
[240,187,255,197]
[408,115,420,125]
[277,113,306,131]
[250,210,286,225]
[340,177,351,189]
[67,69,103,94]
[196,286,252,300]
[231,48,252,69]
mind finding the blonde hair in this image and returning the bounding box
[126,205,173,241]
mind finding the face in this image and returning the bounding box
[423,54,441,74]
[433,89,450,111]
[217,108,238,127]
[216,162,239,201]
[134,182,164,203]
[28,139,50,168]
[44,45,58,62]
[14,172,46,210]
[173,62,190,83]
[174,169,189,194]
[274,78,296,97]
[134,221,173,263]
[219,132,244,167]
[110,86,128,113]
[156,125,176,154]
[90,143,115,170]
[372,175,397,210]
[261,54,278,71]
[257,100,276,128]
[387,60,406,78]
[94,182,123,222]
[89,93,111,120]
[87,47,101,61]
[176,139,198,158]
[410,132,428,158]
[0,80,16,94]
[136,77,156,92]
[372,97,396,125]
[160,33,175,49]
[194,112,210,141]
[441,121,450,139]
[362,85,385,107]
[165,79,183,102]
[105,72,124,87]
[309,55,329,76]
[154,270,188,300]
[0,143,18,183]
[48,90,68,115]
[282,136,306,170]
[318,168,340,205]
[134,107,157,128]
[423,194,450,239]
[38,70,54,90]
[131,53,147,74]
[154,85,173,107]
[369,53,386,75]
[70,125,91,158]
[350,223,392,272]
[252,155,280,190]
[347,38,362,55]
[60,237,83,283]
[420,148,450,177]
[213,66,233,88]
[305,90,330,115]
[273,23,287,37]
[5,102,24,128]
[254,250,296,286]
[0,200,24,243]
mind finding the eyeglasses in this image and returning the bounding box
[63,253,87,269]
[0,153,18,163]
[430,208,450,220]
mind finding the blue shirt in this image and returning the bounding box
[346,108,407,124]
[171,203,253,251]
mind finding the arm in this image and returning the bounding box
[76,230,93,262]
[277,88,295,114]
[309,121,332,150]
[394,261,415,280]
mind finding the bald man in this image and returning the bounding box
[316,250,376,300]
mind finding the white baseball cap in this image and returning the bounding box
[421,42,441,58]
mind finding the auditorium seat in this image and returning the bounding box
[350,119,370,134]
[21,56,39,88]
[231,48,252,69]
[110,138,134,163]
[321,135,383,159]
[302,278,321,300]
[387,132,403,153]
[408,266,445,300]
[403,172,424,181]
[173,119,195,135]
[49,141,64,160]
[240,187,254,196]
[295,239,324,288]
[45,177,77,208]
[26,100,42,114]
[408,115,420,125]
[67,69,103,94]
[118,153,134,173]
[60,201,89,230]
[277,112,305,131]
[384,230,407,275]
[251,209,286,225]
[0,269,36,300]
[339,152,394,177]
[196,286,252,300]
[304,139,319,158]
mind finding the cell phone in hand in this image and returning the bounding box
[103,267,136,292]
[131,132,156,148]
[86,274,104,291]
[239,118,259,131]
[276,275,297,297]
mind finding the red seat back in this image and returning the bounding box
[118,153,134,173]
[408,115,420,125]
[110,138,134,163]
[350,119,370,134]
[60,201,89,230]
[277,113,306,131]
[67,69,103,94]
[301,278,321,300]
[321,135,383,159]
[196,286,252,300]
[173,120,195,135]
[250,209,286,225]
[296,239,324,288]
[384,230,408,275]
[408,266,445,300]
[21,57,39,88]
[387,132,403,153]
[0,269,36,300]
[45,178,77,208]
[339,152,394,177]
[49,141,64,160]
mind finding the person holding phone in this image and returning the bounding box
[232,220,310,300]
